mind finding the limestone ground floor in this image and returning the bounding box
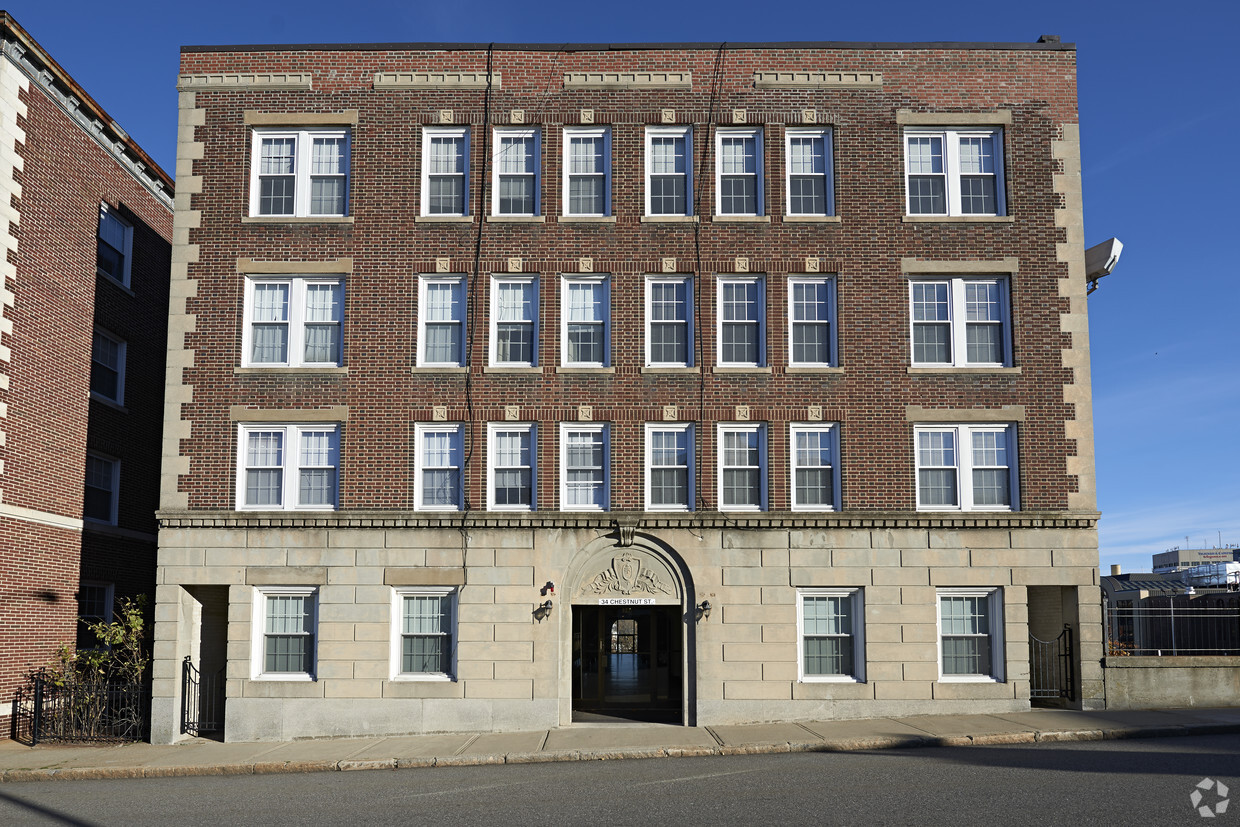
[150,514,1104,743]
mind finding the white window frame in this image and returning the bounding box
[559,274,610,368]
[84,452,119,525]
[90,328,126,405]
[252,586,318,681]
[414,423,464,511]
[937,587,1005,682]
[562,126,611,217]
[915,424,1018,512]
[491,127,541,216]
[242,277,344,368]
[787,275,837,367]
[391,587,458,681]
[715,127,764,216]
[76,581,115,650]
[909,277,1011,368]
[645,126,693,216]
[236,423,340,511]
[644,423,694,512]
[797,588,865,682]
[784,127,834,217]
[421,126,470,217]
[904,127,1005,217]
[97,204,133,286]
[249,127,350,218]
[416,275,467,368]
[645,275,694,368]
[559,422,609,511]
[77,581,115,625]
[716,275,766,367]
[489,275,539,367]
[717,423,766,511]
[790,423,841,511]
[487,422,536,512]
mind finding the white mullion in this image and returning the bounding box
[288,279,306,369]
[950,280,968,368]
[293,132,311,216]
[943,131,959,215]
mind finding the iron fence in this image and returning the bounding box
[181,656,224,736]
[10,677,146,745]
[1106,597,1240,656]
[1029,625,1074,701]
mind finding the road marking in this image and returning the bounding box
[634,768,764,786]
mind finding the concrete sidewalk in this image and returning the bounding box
[4,707,1240,783]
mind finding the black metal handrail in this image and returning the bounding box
[181,655,224,736]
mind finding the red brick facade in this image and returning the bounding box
[0,14,172,732]
[174,42,1082,515]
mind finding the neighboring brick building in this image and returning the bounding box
[155,37,1103,743]
[0,13,173,732]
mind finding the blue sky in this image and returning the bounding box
[11,0,1237,570]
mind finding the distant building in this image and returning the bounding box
[1152,547,1240,573]
[0,12,172,733]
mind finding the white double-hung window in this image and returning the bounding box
[790,424,840,511]
[490,276,538,366]
[904,128,1004,216]
[798,588,865,682]
[84,452,119,525]
[717,275,765,367]
[243,277,343,368]
[646,423,694,511]
[938,588,1004,681]
[646,126,692,216]
[97,205,133,286]
[237,424,339,511]
[90,328,126,404]
[422,127,469,216]
[493,128,540,216]
[718,423,766,511]
[414,423,463,511]
[392,587,457,680]
[910,278,1010,367]
[788,276,836,367]
[785,128,833,216]
[250,128,349,217]
[417,275,466,367]
[916,424,1017,511]
[561,275,609,368]
[716,128,763,216]
[488,423,535,511]
[253,586,317,680]
[561,423,609,511]
[645,276,693,367]
[563,127,610,217]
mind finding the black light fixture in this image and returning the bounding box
[696,600,712,621]
[534,599,554,622]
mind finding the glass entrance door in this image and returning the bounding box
[572,605,682,722]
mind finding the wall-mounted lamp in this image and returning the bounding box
[534,599,554,622]
[695,600,712,622]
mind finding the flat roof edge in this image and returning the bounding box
[181,39,1076,54]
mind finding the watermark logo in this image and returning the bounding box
[1191,778,1230,818]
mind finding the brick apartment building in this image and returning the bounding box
[0,12,173,729]
[155,37,1103,743]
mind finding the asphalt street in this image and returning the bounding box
[2,733,1237,826]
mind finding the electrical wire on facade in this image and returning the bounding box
[692,42,727,515]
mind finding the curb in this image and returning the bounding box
[5,722,1239,783]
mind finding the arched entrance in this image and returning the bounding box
[563,534,695,724]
